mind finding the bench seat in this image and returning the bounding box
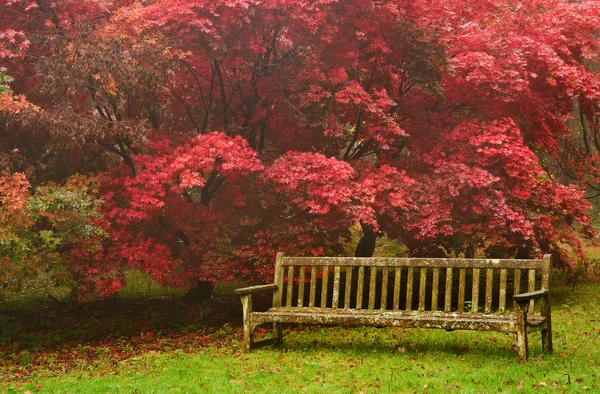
[251,307,547,332]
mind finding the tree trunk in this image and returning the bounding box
[354,222,377,257]
[184,280,214,302]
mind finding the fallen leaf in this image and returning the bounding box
[517,379,524,390]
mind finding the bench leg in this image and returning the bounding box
[541,329,552,353]
[541,298,553,353]
[515,303,528,362]
[274,322,283,345]
[241,295,254,353]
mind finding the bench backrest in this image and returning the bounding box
[273,253,551,316]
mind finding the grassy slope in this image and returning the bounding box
[2,284,599,394]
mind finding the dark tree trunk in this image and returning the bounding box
[465,244,475,258]
[354,222,377,257]
[184,280,214,302]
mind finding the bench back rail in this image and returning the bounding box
[274,254,551,316]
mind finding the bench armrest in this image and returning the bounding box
[235,284,278,295]
[513,289,549,304]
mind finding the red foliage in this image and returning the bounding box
[2,0,600,293]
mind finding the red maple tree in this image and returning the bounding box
[2,0,599,295]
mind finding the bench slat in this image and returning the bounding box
[406,267,414,310]
[273,252,285,308]
[286,266,294,307]
[419,268,427,311]
[485,269,493,313]
[321,266,329,309]
[356,267,365,310]
[499,269,507,312]
[472,268,480,313]
[528,269,536,314]
[381,268,389,310]
[332,266,341,309]
[458,268,466,312]
[368,267,377,309]
[432,268,440,311]
[309,266,317,308]
[445,268,453,312]
[298,266,305,307]
[282,257,545,269]
[393,268,401,311]
[514,268,521,295]
[344,267,353,309]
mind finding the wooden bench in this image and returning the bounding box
[235,253,553,362]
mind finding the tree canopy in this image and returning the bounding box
[1,0,599,297]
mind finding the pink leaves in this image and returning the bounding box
[168,132,263,187]
[335,81,372,106]
[266,152,356,215]
[105,132,262,225]
[265,152,413,229]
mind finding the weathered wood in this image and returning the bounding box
[419,268,427,311]
[273,252,285,307]
[541,255,552,290]
[528,269,536,314]
[297,266,305,307]
[458,268,465,313]
[515,302,529,363]
[472,268,480,313]
[406,267,414,311]
[283,257,545,269]
[541,297,553,353]
[251,308,538,332]
[381,268,389,310]
[514,268,521,295]
[499,269,507,312]
[235,284,278,295]
[444,267,453,312]
[541,255,552,353]
[241,294,253,353]
[513,289,549,302]
[286,266,294,307]
[309,266,317,308]
[332,266,341,309]
[273,252,285,341]
[344,267,353,309]
[240,252,554,362]
[368,267,377,310]
[393,267,401,311]
[432,268,440,311]
[321,266,329,309]
[356,266,365,310]
[485,269,493,313]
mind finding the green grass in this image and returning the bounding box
[2,283,600,393]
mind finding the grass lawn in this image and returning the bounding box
[1,283,600,393]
